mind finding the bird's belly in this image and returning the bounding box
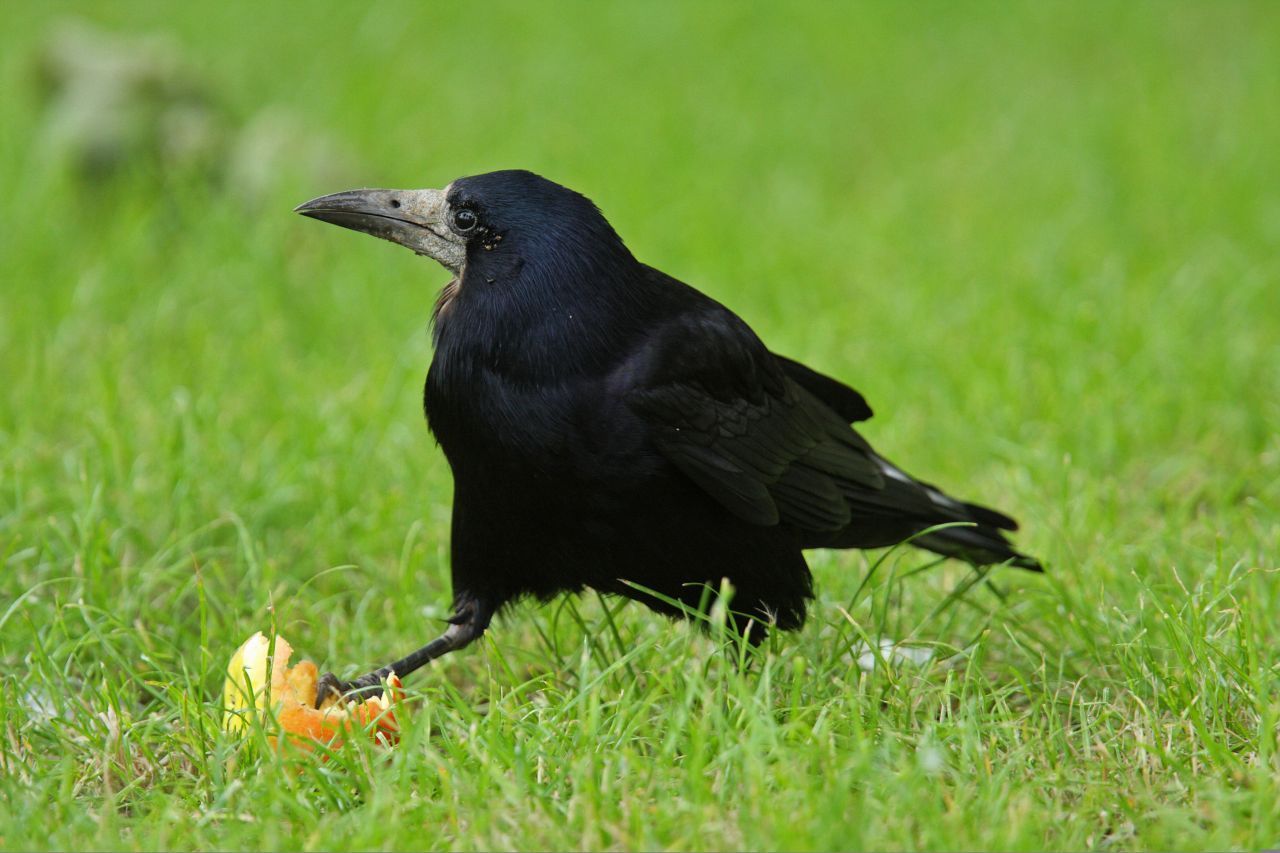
[449,455,803,606]
[427,364,806,607]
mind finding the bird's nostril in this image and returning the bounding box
[389,198,401,209]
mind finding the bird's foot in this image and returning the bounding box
[311,595,494,709]
[314,671,387,709]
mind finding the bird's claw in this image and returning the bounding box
[314,671,389,709]
[314,671,346,709]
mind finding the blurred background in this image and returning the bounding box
[4,1,1279,654]
[2,2,1280,848]
[5,2,1280,651]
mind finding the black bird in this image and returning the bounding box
[296,170,1041,703]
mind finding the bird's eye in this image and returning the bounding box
[451,208,479,233]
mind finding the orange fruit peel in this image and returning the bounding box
[222,631,401,748]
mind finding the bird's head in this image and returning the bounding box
[295,170,633,287]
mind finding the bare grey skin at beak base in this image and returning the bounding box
[294,188,466,273]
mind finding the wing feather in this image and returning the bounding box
[626,314,885,531]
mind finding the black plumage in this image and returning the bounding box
[295,170,1041,702]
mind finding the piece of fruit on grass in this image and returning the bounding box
[223,631,401,747]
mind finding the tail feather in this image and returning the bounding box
[957,499,1018,532]
[871,455,1042,572]
[914,524,1043,572]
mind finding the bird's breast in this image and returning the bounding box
[425,347,653,495]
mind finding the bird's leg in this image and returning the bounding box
[314,595,493,708]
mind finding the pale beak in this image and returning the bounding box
[295,188,466,272]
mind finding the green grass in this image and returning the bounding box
[3,2,1280,849]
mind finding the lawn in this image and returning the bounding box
[2,3,1279,850]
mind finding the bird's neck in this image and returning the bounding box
[431,258,657,386]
